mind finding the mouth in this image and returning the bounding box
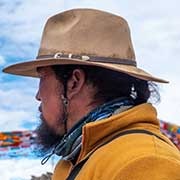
[38,106,42,113]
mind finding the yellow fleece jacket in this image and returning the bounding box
[52,103,180,180]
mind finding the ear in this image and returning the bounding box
[67,69,86,100]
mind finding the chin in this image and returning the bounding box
[35,113,64,155]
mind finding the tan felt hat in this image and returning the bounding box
[3,8,168,83]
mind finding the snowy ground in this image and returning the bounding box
[0,157,59,180]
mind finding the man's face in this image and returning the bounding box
[35,66,66,153]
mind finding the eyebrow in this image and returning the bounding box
[36,67,42,73]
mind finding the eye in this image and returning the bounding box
[37,67,48,78]
[38,70,48,79]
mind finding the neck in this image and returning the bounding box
[67,99,101,130]
[66,82,104,131]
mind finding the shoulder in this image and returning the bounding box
[78,132,180,180]
[91,131,179,160]
[94,129,180,159]
[113,154,180,180]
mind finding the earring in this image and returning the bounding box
[61,95,68,107]
[130,84,137,99]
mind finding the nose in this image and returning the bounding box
[35,90,41,101]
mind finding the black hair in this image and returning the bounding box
[52,65,160,105]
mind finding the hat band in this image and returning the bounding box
[37,53,137,67]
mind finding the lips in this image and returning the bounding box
[38,106,42,113]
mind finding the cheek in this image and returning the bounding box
[43,97,61,118]
[41,92,64,128]
[39,75,65,127]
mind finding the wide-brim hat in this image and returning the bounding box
[3,8,168,83]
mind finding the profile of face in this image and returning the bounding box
[35,66,92,154]
[35,66,66,154]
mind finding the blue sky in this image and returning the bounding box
[0,0,180,133]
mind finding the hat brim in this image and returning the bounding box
[3,58,169,83]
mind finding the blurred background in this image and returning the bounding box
[0,0,180,179]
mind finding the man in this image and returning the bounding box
[3,8,180,180]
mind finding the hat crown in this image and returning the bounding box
[38,8,136,62]
[3,8,168,83]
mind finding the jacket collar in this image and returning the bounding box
[78,103,159,161]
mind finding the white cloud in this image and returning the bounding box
[0,0,66,39]
[0,55,6,65]
[0,109,36,131]
[0,86,37,110]
[155,76,180,125]
[0,78,39,131]
[0,0,66,58]
[0,158,57,180]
